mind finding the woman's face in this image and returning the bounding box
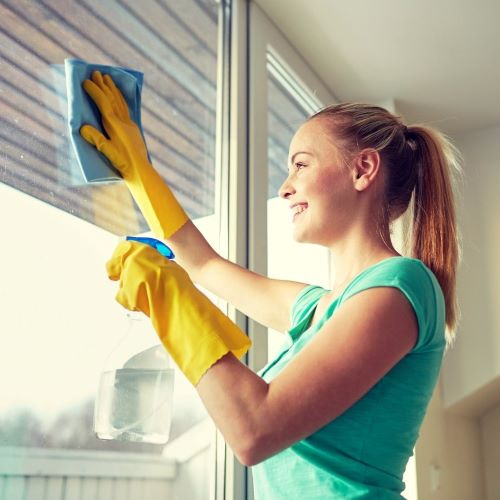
[279,118,359,246]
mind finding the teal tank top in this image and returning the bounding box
[252,257,446,499]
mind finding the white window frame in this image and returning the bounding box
[221,2,335,499]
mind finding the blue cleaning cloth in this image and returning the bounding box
[64,58,147,183]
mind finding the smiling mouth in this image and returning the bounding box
[292,204,308,221]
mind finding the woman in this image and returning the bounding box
[82,71,460,498]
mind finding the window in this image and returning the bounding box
[0,1,224,498]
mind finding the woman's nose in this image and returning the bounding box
[278,174,295,199]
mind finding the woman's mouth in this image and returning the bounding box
[292,203,308,221]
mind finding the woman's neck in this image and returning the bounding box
[328,229,399,293]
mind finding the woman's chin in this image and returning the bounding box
[292,228,308,244]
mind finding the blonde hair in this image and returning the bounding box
[310,103,462,346]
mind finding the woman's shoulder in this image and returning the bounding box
[347,256,438,289]
[341,256,446,351]
[342,255,443,308]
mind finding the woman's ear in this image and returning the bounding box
[352,148,381,191]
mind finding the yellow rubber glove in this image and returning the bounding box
[106,240,252,386]
[80,71,188,239]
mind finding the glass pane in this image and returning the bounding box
[0,1,220,498]
[266,62,330,360]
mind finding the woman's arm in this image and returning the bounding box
[80,72,306,333]
[168,220,309,333]
[196,286,418,466]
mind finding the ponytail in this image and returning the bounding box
[405,126,462,345]
[310,103,462,346]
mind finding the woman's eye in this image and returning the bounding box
[295,162,306,170]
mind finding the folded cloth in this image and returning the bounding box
[64,58,148,183]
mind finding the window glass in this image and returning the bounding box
[0,1,220,498]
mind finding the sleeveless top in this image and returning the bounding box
[251,257,446,499]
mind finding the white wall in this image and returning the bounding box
[481,402,500,500]
[411,122,500,499]
[441,123,500,414]
[415,381,485,499]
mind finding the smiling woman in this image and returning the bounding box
[148,96,458,498]
[279,119,364,246]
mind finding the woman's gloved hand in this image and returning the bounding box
[80,71,188,239]
[106,240,252,386]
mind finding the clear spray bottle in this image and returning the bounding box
[93,237,176,444]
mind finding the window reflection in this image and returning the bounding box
[0,0,218,234]
[0,1,220,498]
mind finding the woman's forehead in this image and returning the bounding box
[290,119,339,155]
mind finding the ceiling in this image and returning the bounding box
[255,0,500,136]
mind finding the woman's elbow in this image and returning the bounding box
[236,449,255,467]
[235,435,275,467]
[236,447,261,467]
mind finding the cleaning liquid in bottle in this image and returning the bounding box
[94,312,175,444]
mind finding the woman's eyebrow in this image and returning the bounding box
[289,151,313,166]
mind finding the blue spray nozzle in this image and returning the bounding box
[125,236,175,260]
